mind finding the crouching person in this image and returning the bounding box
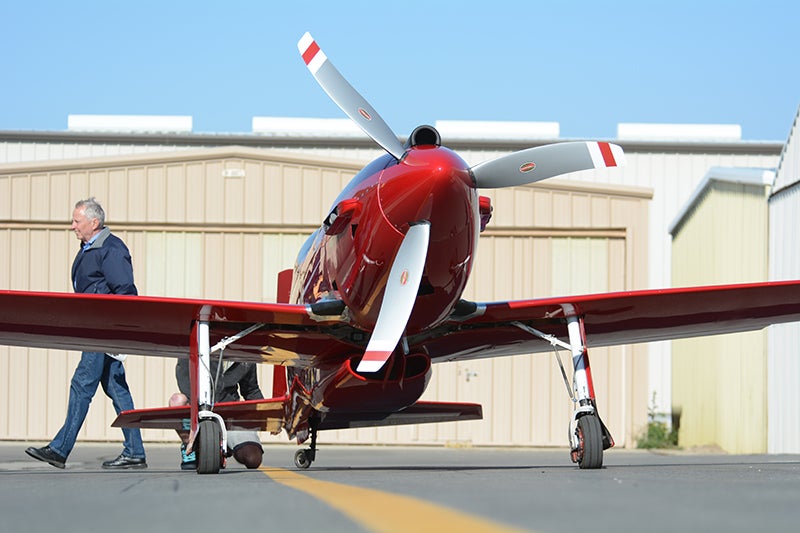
[170,358,264,470]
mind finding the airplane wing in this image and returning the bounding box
[0,290,360,366]
[2,280,800,367]
[413,280,800,362]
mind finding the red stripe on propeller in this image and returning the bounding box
[302,41,320,65]
[598,142,617,166]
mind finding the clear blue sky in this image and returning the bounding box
[2,0,798,141]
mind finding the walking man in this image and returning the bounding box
[25,198,147,469]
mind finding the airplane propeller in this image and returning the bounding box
[298,32,406,160]
[298,33,625,372]
[469,140,625,188]
[356,222,430,373]
[298,32,625,190]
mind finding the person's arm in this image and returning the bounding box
[101,239,137,295]
[238,365,264,400]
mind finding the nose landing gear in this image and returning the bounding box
[294,417,319,469]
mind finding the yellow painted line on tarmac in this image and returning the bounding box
[260,466,534,533]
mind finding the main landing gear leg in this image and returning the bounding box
[513,317,614,469]
[192,318,226,474]
[565,314,614,470]
[294,417,319,469]
[190,317,265,474]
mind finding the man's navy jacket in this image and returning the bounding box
[71,227,138,295]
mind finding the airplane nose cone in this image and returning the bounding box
[376,146,478,330]
[378,146,473,231]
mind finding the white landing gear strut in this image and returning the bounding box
[514,313,614,469]
[188,309,264,474]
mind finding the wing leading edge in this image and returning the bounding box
[3,280,799,367]
[414,280,800,362]
[0,290,356,365]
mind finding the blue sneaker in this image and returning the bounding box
[180,443,196,471]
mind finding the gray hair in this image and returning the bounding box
[75,197,106,227]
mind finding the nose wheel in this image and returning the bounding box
[293,417,319,469]
[294,448,314,469]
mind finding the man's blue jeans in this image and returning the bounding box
[49,352,146,460]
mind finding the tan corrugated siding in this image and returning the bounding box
[671,179,769,453]
[0,149,350,443]
[0,148,649,449]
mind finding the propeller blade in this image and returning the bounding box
[470,141,625,188]
[357,222,430,373]
[298,32,406,160]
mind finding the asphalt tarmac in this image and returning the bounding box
[1,441,798,533]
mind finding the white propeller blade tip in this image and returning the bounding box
[356,354,390,373]
[298,32,326,74]
[588,142,626,168]
[298,32,314,53]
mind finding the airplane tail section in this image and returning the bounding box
[273,268,294,398]
[316,400,483,431]
[113,397,288,434]
[114,398,480,436]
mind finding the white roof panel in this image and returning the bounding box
[434,120,559,140]
[252,117,363,137]
[68,114,192,133]
[617,123,741,142]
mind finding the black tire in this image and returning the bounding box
[197,419,222,474]
[576,415,604,469]
[294,449,311,469]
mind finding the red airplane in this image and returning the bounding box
[2,32,800,473]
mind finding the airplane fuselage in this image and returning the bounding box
[292,145,479,333]
[284,144,480,434]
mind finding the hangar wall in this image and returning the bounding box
[670,169,771,453]
[1,131,781,425]
[0,147,651,448]
[768,106,800,453]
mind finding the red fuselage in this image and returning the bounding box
[283,144,479,431]
[292,145,479,333]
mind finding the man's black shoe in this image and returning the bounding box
[102,454,147,469]
[25,446,66,469]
